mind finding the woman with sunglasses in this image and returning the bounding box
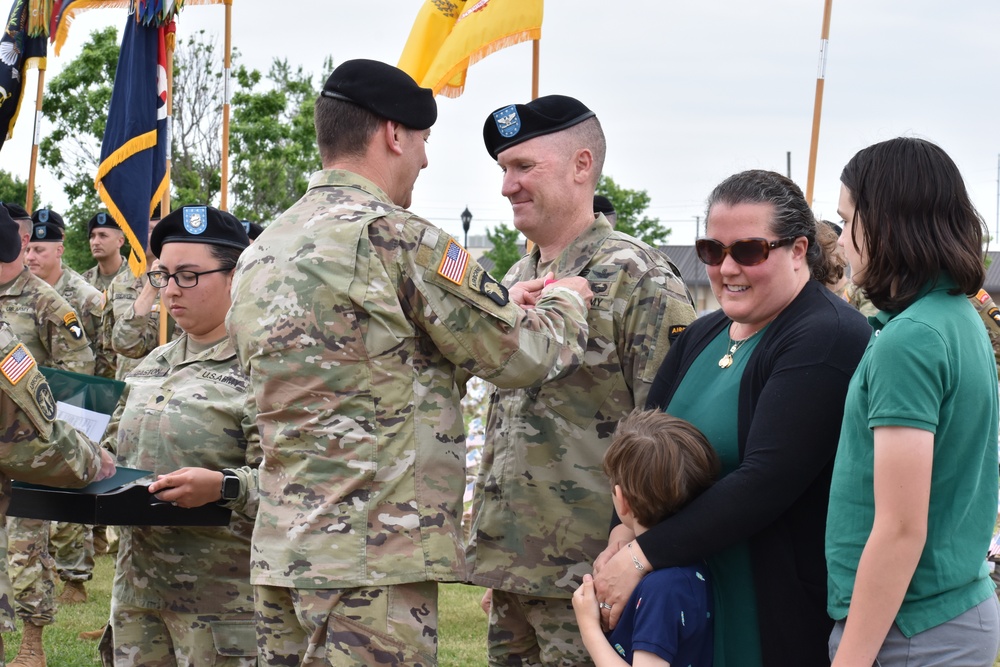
[826,138,999,666]
[594,170,871,666]
[101,205,260,665]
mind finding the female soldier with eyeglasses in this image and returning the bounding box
[594,170,871,666]
[101,206,259,666]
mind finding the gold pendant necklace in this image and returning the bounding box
[719,326,760,369]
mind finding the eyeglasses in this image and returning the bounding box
[695,236,797,267]
[147,267,231,289]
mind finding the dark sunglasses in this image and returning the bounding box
[695,236,797,267]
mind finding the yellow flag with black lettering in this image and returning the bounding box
[398,0,543,98]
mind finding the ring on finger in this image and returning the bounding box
[599,602,612,610]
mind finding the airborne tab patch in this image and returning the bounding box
[469,265,509,306]
[668,324,687,342]
[1,344,35,385]
[438,239,470,286]
[63,313,84,340]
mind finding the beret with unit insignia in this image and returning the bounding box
[151,205,250,257]
[484,95,596,160]
[31,208,65,229]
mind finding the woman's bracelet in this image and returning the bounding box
[627,542,645,572]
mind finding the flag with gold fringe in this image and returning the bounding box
[398,0,543,98]
[50,0,224,55]
[94,13,169,278]
[0,0,47,150]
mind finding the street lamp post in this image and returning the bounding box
[461,206,473,248]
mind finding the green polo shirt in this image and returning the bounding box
[827,276,998,636]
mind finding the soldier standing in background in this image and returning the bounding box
[81,212,129,294]
[226,59,594,667]
[466,95,696,666]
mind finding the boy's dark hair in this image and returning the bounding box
[604,409,719,527]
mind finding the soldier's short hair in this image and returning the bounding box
[604,409,719,527]
[314,96,383,164]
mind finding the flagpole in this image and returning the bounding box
[531,39,539,100]
[25,66,46,212]
[805,0,833,207]
[159,28,175,346]
[219,0,232,211]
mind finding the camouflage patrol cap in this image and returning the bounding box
[1,202,30,222]
[0,207,20,262]
[87,211,120,236]
[151,205,250,257]
[321,59,436,130]
[484,95,596,160]
[31,208,65,229]
[30,221,64,242]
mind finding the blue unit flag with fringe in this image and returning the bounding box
[95,15,169,278]
[0,0,47,151]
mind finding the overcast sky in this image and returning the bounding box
[4,0,998,245]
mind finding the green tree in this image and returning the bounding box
[0,170,40,210]
[229,59,322,223]
[482,223,523,279]
[39,27,119,271]
[596,174,671,246]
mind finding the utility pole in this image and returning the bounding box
[694,216,701,241]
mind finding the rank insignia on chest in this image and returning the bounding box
[1,344,35,385]
[63,312,84,340]
[438,239,470,285]
[469,265,509,306]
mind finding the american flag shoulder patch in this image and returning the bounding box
[1,344,36,386]
[438,239,470,286]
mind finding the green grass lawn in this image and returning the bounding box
[3,554,489,666]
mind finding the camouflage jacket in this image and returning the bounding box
[0,323,104,629]
[226,169,591,589]
[82,255,129,294]
[104,269,178,380]
[466,215,697,598]
[53,268,114,379]
[106,334,260,613]
[0,268,94,374]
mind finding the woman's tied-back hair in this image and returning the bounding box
[706,170,839,284]
[604,409,720,527]
[840,137,986,312]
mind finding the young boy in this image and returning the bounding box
[573,409,720,667]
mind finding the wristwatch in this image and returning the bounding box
[219,469,240,502]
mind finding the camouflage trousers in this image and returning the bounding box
[108,600,256,667]
[0,519,16,633]
[49,522,94,582]
[488,590,594,667]
[255,582,438,666]
[5,517,55,626]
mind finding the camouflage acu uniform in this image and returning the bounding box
[0,267,94,627]
[104,270,178,380]
[82,255,129,294]
[970,289,1000,380]
[226,169,591,666]
[466,214,696,665]
[53,267,111,379]
[0,324,104,636]
[105,334,260,664]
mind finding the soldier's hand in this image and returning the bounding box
[509,274,550,309]
[148,467,225,508]
[95,449,117,482]
[543,276,593,308]
[480,587,493,615]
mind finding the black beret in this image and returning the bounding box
[1,202,29,221]
[593,195,616,217]
[30,222,63,243]
[321,59,436,131]
[151,205,250,258]
[484,95,596,160]
[87,211,120,236]
[240,220,264,240]
[0,207,20,262]
[32,209,64,229]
